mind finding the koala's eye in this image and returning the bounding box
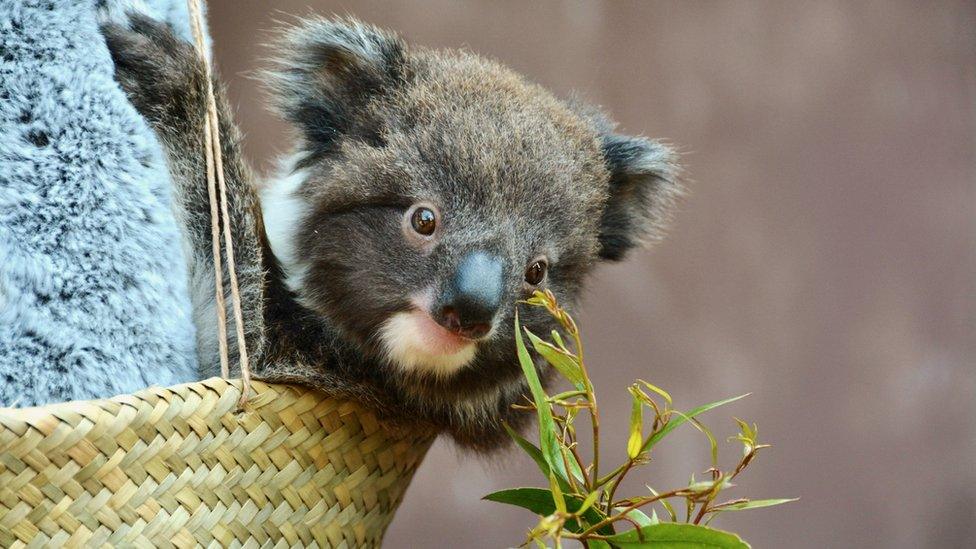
[524,259,547,286]
[410,206,437,236]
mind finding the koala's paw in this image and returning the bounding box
[101,13,207,125]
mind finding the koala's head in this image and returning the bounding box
[261,18,679,431]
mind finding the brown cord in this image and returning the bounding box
[187,0,252,407]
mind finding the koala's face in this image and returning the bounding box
[262,19,678,399]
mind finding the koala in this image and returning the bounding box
[101,15,680,451]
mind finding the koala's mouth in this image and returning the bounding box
[378,308,480,377]
[406,308,477,354]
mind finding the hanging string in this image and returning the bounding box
[187,0,252,407]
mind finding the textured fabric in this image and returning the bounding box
[0,0,199,407]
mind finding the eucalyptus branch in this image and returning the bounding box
[488,290,792,548]
[568,445,590,490]
[568,321,600,484]
[603,457,638,514]
[577,490,683,538]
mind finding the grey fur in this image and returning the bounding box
[102,15,681,451]
[0,0,198,407]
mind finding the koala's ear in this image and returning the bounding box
[265,18,406,158]
[598,134,681,261]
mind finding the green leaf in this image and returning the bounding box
[550,473,567,514]
[577,489,602,515]
[484,487,555,513]
[525,328,585,388]
[711,498,798,513]
[588,541,612,549]
[483,488,614,535]
[687,477,731,494]
[551,329,568,352]
[504,422,551,477]
[504,422,578,495]
[550,389,589,401]
[614,506,656,527]
[602,523,750,548]
[627,388,644,459]
[733,418,756,442]
[731,418,761,454]
[669,411,720,469]
[564,449,586,485]
[504,422,576,494]
[691,417,720,468]
[515,312,576,486]
[642,394,750,454]
[646,485,677,522]
[637,379,672,405]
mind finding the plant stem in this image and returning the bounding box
[594,463,629,488]
[692,501,711,525]
[603,458,637,514]
[578,489,688,538]
[559,440,581,492]
[568,317,600,485]
[569,444,591,491]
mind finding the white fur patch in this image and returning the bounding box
[379,312,477,377]
[261,158,310,293]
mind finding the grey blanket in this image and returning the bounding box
[0,0,201,406]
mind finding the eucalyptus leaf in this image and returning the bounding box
[642,394,750,454]
[688,480,720,493]
[550,472,568,514]
[731,418,760,454]
[483,487,563,519]
[504,423,549,474]
[525,328,585,388]
[733,418,756,442]
[515,312,579,486]
[661,411,718,468]
[637,379,673,405]
[627,389,644,459]
[646,485,678,522]
[551,329,568,352]
[603,523,750,548]
[550,389,589,401]
[503,422,574,493]
[614,506,656,527]
[578,489,603,515]
[712,498,798,513]
[483,488,615,535]
[687,415,720,468]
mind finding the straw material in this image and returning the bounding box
[0,378,435,548]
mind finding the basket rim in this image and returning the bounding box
[0,377,437,547]
[0,377,250,415]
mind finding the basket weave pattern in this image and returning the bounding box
[0,378,434,548]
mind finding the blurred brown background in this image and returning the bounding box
[208,1,976,547]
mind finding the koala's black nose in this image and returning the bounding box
[438,251,504,339]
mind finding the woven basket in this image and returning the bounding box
[0,378,435,548]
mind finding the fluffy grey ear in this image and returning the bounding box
[265,18,406,163]
[598,134,681,261]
